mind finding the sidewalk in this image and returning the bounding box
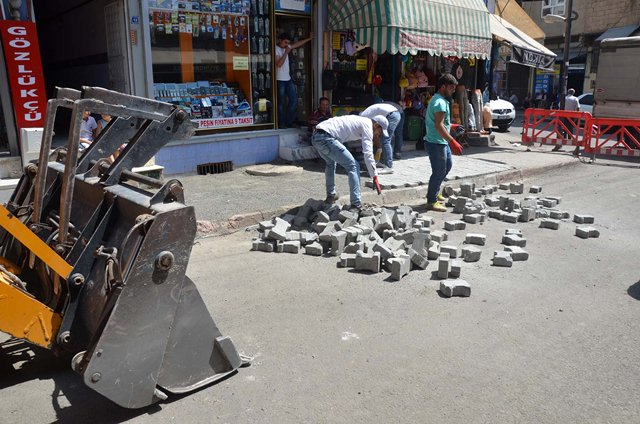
[181,128,583,236]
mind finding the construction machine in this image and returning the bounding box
[0,87,246,408]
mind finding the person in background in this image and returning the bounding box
[308,97,332,135]
[553,88,581,153]
[360,102,402,174]
[96,114,112,136]
[311,114,388,212]
[522,92,532,110]
[508,91,519,106]
[275,32,313,129]
[424,73,463,212]
[79,110,98,150]
[384,101,405,160]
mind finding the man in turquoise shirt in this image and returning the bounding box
[424,73,463,211]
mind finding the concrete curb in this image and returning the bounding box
[196,158,582,237]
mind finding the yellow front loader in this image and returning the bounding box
[0,87,246,408]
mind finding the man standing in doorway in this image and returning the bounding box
[424,73,463,212]
[275,32,313,128]
[553,87,580,152]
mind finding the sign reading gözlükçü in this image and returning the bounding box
[0,20,47,129]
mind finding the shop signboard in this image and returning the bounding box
[511,45,555,71]
[275,0,310,14]
[0,20,47,129]
[193,116,254,129]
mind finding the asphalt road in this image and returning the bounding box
[2,152,639,423]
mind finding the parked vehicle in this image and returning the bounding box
[489,98,516,131]
[577,92,593,114]
[593,36,640,119]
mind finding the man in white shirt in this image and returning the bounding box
[79,110,98,150]
[360,102,403,173]
[275,32,313,129]
[553,88,581,152]
[311,115,388,211]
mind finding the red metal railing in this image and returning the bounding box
[522,108,591,148]
[583,117,640,157]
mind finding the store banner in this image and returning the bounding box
[0,20,47,129]
[194,116,254,129]
[511,45,555,71]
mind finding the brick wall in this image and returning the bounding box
[584,0,640,34]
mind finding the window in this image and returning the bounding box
[541,0,565,18]
[147,0,273,130]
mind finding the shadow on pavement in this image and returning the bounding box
[627,281,640,300]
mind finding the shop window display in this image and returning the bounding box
[148,0,274,130]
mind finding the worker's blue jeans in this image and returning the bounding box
[381,111,402,167]
[311,131,361,207]
[425,142,452,203]
[277,79,297,128]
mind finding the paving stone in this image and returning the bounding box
[505,228,522,236]
[463,213,484,224]
[285,230,301,241]
[504,246,529,261]
[314,211,331,224]
[417,214,435,225]
[344,241,365,254]
[503,212,520,223]
[258,220,275,232]
[384,237,407,252]
[395,229,418,244]
[355,251,381,273]
[488,210,506,220]
[358,215,377,230]
[502,234,527,247]
[372,241,394,261]
[461,246,482,262]
[343,227,362,243]
[440,245,458,258]
[529,185,542,194]
[449,260,462,278]
[252,239,274,252]
[485,196,501,207]
[374,209,394,233]
[266,216,292,241]
[282,240,301,254]
[539,218,560,230]
[465,233,487,246]
[408,248,429,270]
[454,197,471,214]
[509,182,524,194]
[330,231,348,256]
[430,230,448,243]
[318,221,343,242]
[541,198,558,208]
[427,243,441,260]
[312,221,327,234]
[536,209,550,219]
[299,231,318,245]
[492,251,513,267]
[382,229,397,240]
[445,196,458,207]
[519,207,536,222]
[546,196,562,205]
[338,253,356,268]
[275,241,284,253]
[444,220,467,231]
[573,214,595,224]
[304,241,323,256]
[575,226,600,239]
[440,279,471,297]
[411,232,430,253]
[521,198,538,209]
[438,253,451,278]
[338,209,359,224]
[388,254,411,281]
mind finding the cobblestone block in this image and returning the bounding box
[355,250,381,273]
[504,246,529,261]
[505,229,522,236]
[395,229,418,244]
[502,234,527,247]
[282,240,301,254]
[449,260,462,278]
[388,254,411,281]
[275,241,284,253]
[492,251,513,267]
[286,230,301,241]
[444,220,467,231]
[373,241,394,261]
[463,213,484,224]
[540,218,560,230]
[441,245,458,258]
[384,237,407,252]
[465,233,487,246]
[410,232,430,253]
[314,211,330,224]
[573,214,595,224]
[342,227,361,243]
[344,241,365,254]
[443,185,455,196]
[519,208,536,222]
[374,210,394,233]
[417,214,435,225]
[338,209,359,224]
[440,279,471,297]
[453,197,471,214]
[438,253,451,278]
[358,215,377,230]
[427,242,441,260]
[509,182,524,194]
[382,229,397,240]
[338,253,356,268]
[266,217,292,241]
[536,209,550,219]
[541,198,558,208]
[299,231,318,245]
[445,196,458,207]
[330,231,348,256]
[488,210,505,220]
[485,196,501,207]
[503,212,520,223]
[461,246,482,262]
[521,198,538,209]
[312,221,327,234]
[258,220,275,232]
[408,248,429,270]
[546,196,562,205]
[325,205,341,221]
[575,226,600,239]
[304,241,323,256]
[529,185,542,194]
[498,183,510,190]
[431,230,448,243]
[460,183,475,197]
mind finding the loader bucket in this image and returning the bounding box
[0,87,245,408]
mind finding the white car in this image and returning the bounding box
[577,92,593,114]
[488,98,516,131]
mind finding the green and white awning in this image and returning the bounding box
[328,0,492,58]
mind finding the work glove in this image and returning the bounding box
[372,176,382,195]
[449,139,463,156]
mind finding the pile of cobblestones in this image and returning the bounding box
[251,181,599,298]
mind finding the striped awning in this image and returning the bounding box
[327,0,492,58]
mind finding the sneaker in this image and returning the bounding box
[348,203,362,214]
[436,194,446,202]
[378,167,394,175]
[325,193,339,203]
[426,201,447,212]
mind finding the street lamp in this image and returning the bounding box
[543,0,579,110]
